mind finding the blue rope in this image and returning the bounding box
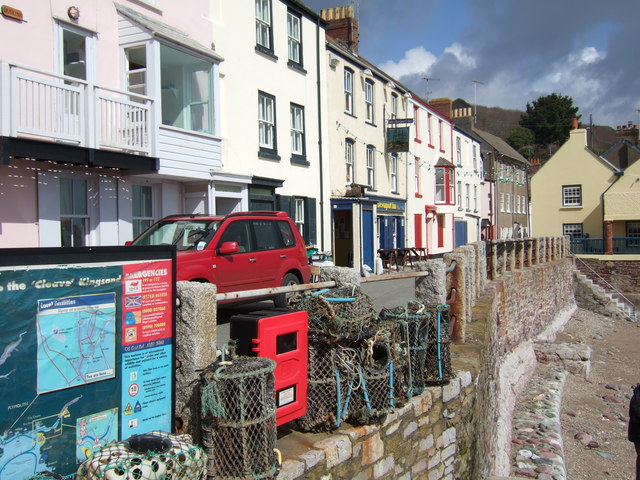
[389,360,395,408]
[324,297,356,302]
[335,369,342,427]
[437,310,443,379]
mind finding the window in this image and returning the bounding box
[133,185,153,237]
[414,106,420,142]
[457,180,462,207]
[465,184,470,211]
[628,221,640,237]
[439,119,444,152]
[426,113,433,146]
[365,79,374,123]
[562,185,582,206]
[290,103,305,159]
[60,178,88,247]
[562,223,583,238]
[60,25,90,81]
[294,198,304,236]
[344,68,354,114]
[500,192,505,212]
[473,145,478,171]
[456,137,462,166]
[505,193,511,212]
[287,11,302,66]
[255,0,273,53]
[390,154,398,192]
[160,44,214,134]
[391,93,398,119]
[125,46,146,97]
[415,159,421,196]
[435,167,455,204]
[366,145,376,189]
[345,138,355,184]
[474,185,478,211]
[258,91,278,157]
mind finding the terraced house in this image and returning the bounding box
[0,0,223,247]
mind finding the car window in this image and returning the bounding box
[218,220,253,253]
[132,219,218,250]
[276,221,296,248]
[254,220,286,251]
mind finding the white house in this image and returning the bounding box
[0,0,223,247]
[211,0,330,250]
[322,6,412,270]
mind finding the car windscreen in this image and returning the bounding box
[131,220,220,251]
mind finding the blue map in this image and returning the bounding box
[75,408,118,463]
[36,294,116,394]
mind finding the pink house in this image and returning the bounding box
[0,1,223,247]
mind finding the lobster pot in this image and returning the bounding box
[27,473,65,480]
[347,365,392,425]
[296,339,345,432]
[424,306,452,385]
[379,305,430,399]
[76,431,206,480]
[201,357,279,480]
[290,288,378,337]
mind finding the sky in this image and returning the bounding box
[303,0,640,128]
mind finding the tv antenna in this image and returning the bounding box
[472,80,484,123]
[423,76,439,101]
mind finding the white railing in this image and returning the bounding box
[1,61,153,155]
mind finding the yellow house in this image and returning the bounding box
[531,128,619,240]
[604,155,640,239]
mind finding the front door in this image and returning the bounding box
[362,208,374,270]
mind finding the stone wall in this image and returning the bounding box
[275,238,575,479]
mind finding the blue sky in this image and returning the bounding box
[303,0,640,128]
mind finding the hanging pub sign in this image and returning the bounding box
[386,127,410,153]
[0,246,176,480]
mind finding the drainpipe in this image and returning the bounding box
[316,18,325,250]
[601,170,623,254]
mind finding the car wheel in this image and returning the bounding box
[274,273,300,308]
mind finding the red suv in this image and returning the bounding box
[130,211,311,306]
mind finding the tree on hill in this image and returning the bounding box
[507,126,535,159]
[519,93,580,148]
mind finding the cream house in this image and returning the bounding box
[211,0,329,250]
[531,127,618,242]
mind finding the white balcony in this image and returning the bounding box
[0,61,154,156]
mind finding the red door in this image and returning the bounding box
[414,214,423,248]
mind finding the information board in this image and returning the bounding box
[0,246,176,480]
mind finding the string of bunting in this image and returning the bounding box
[335,120,531,183]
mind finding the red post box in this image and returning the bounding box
[230,309,308,426]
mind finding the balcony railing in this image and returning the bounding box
[1,61,153,155]
[570,237,640,254]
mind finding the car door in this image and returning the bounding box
[213,220,264,292]
[250,219,287,288]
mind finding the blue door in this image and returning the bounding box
[362,208,374,269]
[454,220,468,247]
[395,216,405,248]
[379,216,394,249]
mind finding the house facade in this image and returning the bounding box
[323,6,418,270]
[531,127,618,240]
[0,0,222,247]
[211,0,329,250]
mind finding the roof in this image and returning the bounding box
[436,157,455,168]
[454,123,483,145]
[115,3,224,62]
[472,128,529,166]
[285,0,327,23]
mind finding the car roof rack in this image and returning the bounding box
[160,214,216,220]
[223,211,287,219]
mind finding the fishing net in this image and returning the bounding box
[26,473,65,480]
[423,305,452,385]
[290,288,378,338]
[200,356,279,480]
[76,431,206,480]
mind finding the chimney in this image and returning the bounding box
[321,6,359,53]
[428,98,453,119]
[571,118,579,130]
[615,122,639,145]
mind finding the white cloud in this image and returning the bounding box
[443,43,477,69]
[379,46,437,78]
[569,46,604,66]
